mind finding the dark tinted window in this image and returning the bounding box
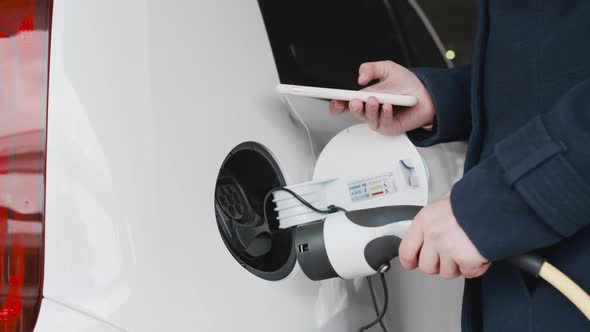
[259,0,475,90]
[413,0,477,66]
[384,0,450,68]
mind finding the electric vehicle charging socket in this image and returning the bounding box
[271,124,429,279]
[273,124,429,229]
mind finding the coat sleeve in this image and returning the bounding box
[407,65,472,146]
[451,78,590,260]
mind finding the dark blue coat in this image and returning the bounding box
[408,1,590,331]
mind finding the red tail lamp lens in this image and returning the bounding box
[0,0,52,331]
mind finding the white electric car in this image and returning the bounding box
[0,0,474,331]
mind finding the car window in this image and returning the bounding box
[259,0,476,90]
[408,0,477,66]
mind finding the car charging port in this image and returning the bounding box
[215,142,295,280]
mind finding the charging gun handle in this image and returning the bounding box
[343,206,421,272]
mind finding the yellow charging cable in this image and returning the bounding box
[510,254,590,320]
[538,261,590,320]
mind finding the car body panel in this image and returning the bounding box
[35,299,124,332]
[43,1,374,331]
[41,1,466,331]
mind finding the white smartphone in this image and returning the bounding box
[276,84,418,107]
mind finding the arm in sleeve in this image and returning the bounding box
[451,79,590,261]
[407,65,472,147]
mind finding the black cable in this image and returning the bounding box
[262,187,347,227]
[367,276,389,332]
[359,273,389,332]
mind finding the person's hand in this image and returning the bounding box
[399,195,491,279]
[329,61,435,136]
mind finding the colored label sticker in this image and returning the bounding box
[348,173,396,202]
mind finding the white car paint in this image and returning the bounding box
[35,299,123,332]
[39,1,466,331]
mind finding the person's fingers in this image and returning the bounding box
[399,221,424,270]
[378,104,395,134]
[358,61,394,86]
[440,256,461,279]
[453,237,491,279]
[386,105,432,135]
[365,97,380,130]
[349,99,364,112]
[418,240,440,275]
[329,100,347,114]
[461,262,491,279]
[350,108,365,121]
[349,99,366,121]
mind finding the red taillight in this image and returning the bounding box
[0,0,52,331]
